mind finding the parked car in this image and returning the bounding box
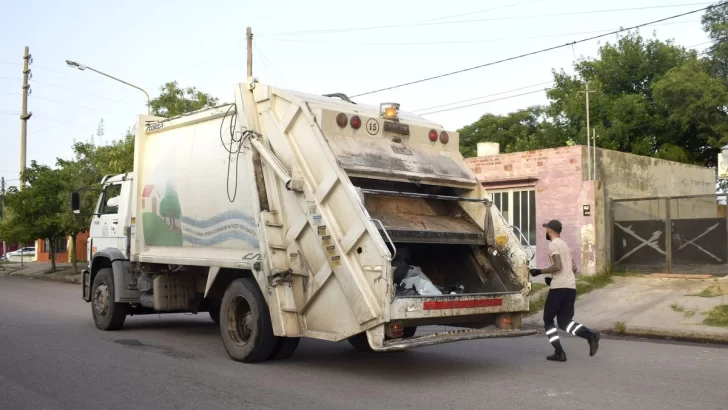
[7,247,36,258]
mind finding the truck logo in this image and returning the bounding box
[145,122,164,132]
[366,119,379,135]
[242,252,262,261]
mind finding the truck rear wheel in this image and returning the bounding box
[91,268,127,330]
[208,300,221,325]
[347,333,373,352]
[269,337,301,360]
[219,277,276,363]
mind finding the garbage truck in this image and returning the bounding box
[72,80,537,363]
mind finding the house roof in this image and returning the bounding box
[142,185,156,198]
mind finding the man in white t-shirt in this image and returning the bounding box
[529,220,600,362]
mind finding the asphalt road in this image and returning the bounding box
[1,276,727,410]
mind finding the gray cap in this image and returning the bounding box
[542,220,562,233]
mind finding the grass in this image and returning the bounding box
[526,267,633,315]
[614,322,626,335]
[531,283,547,293]
[528,295,548,315]
[703,305,728,328]
[670,302,685,313]
[687,284,726,298]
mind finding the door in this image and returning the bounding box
[90,183,124,257]
[487,188,537,267]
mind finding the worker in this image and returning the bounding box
[529,220,600,362]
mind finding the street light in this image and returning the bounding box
[65,59,151,115]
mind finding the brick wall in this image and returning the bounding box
[467,146,586,270]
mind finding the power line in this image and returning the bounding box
[412,81,554,113]
[420,0,546,22]
[419,89,549,115]
[351,3,725,98]
[260,3,712,36]
[257,19,698,46]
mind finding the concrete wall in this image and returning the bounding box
[595,148,716,266]
[467,146,586,272]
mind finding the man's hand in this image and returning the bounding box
[529,268,542,277]
[545,277,552,286]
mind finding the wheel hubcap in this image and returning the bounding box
[94,283,109,316]
[227,296,253,347]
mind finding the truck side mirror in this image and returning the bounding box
[71,191,81,214]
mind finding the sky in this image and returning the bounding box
[0,0,717,189]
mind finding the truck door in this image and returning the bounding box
[90,183,125,256]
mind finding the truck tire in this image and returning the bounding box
[91,268,127,330]
[219,277,276,363]
[403,327,417,338]
[209,300,221,325]
[269,337,301,360]
[347,333,373,352]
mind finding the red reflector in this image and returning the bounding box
[428,129,438,142]
[439,131,449,144]
[423,299,503,310]
[336,113,348,128]
[350,115,362,129]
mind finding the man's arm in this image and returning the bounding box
[541,254,562,274]
[572,259,577,273]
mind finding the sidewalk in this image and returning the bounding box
[525,275,728,344]
[0,262,84,284]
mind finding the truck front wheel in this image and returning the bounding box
[91,268,127,330]
[219,277,276,363]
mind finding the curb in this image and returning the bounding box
[600,327,728,345]
[30,275,81,285]
[2,272,81,285]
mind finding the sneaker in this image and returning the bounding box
[547,352,567,362]
[589,332,600,357]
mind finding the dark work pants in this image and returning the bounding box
[543,288,591,353]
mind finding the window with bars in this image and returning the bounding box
[487,188,537,247]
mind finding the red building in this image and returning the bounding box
[35,232,89,263]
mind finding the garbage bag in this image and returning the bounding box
[400,266,442,296]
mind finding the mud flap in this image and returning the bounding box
[82,269,91,302]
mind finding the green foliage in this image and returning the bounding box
[614,321,626,334]
[149,81,219,118]
[703,304,728,327]
[459,11,728,169]
[2,162,66,271]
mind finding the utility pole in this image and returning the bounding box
[1,177,5,264]
[585,82,591,181]
[20,46,32,190]
[246,27,253,78]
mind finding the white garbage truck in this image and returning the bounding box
[72,80,537,363]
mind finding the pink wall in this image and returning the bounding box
[467,146,586,270]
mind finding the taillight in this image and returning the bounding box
[386,322,404,338]
[336,113,348,128]
[439,131,449,144]
[350,115,361,129]
[428,129,438,142]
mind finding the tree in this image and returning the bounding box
[149,81,219,118]
[159,183,182,230]
[702,2,728,84]
[3,162,66,272]
[458,29,728,169]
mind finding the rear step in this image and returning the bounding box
[377,328,537,351]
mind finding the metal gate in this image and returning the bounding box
[612,195,728,274]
